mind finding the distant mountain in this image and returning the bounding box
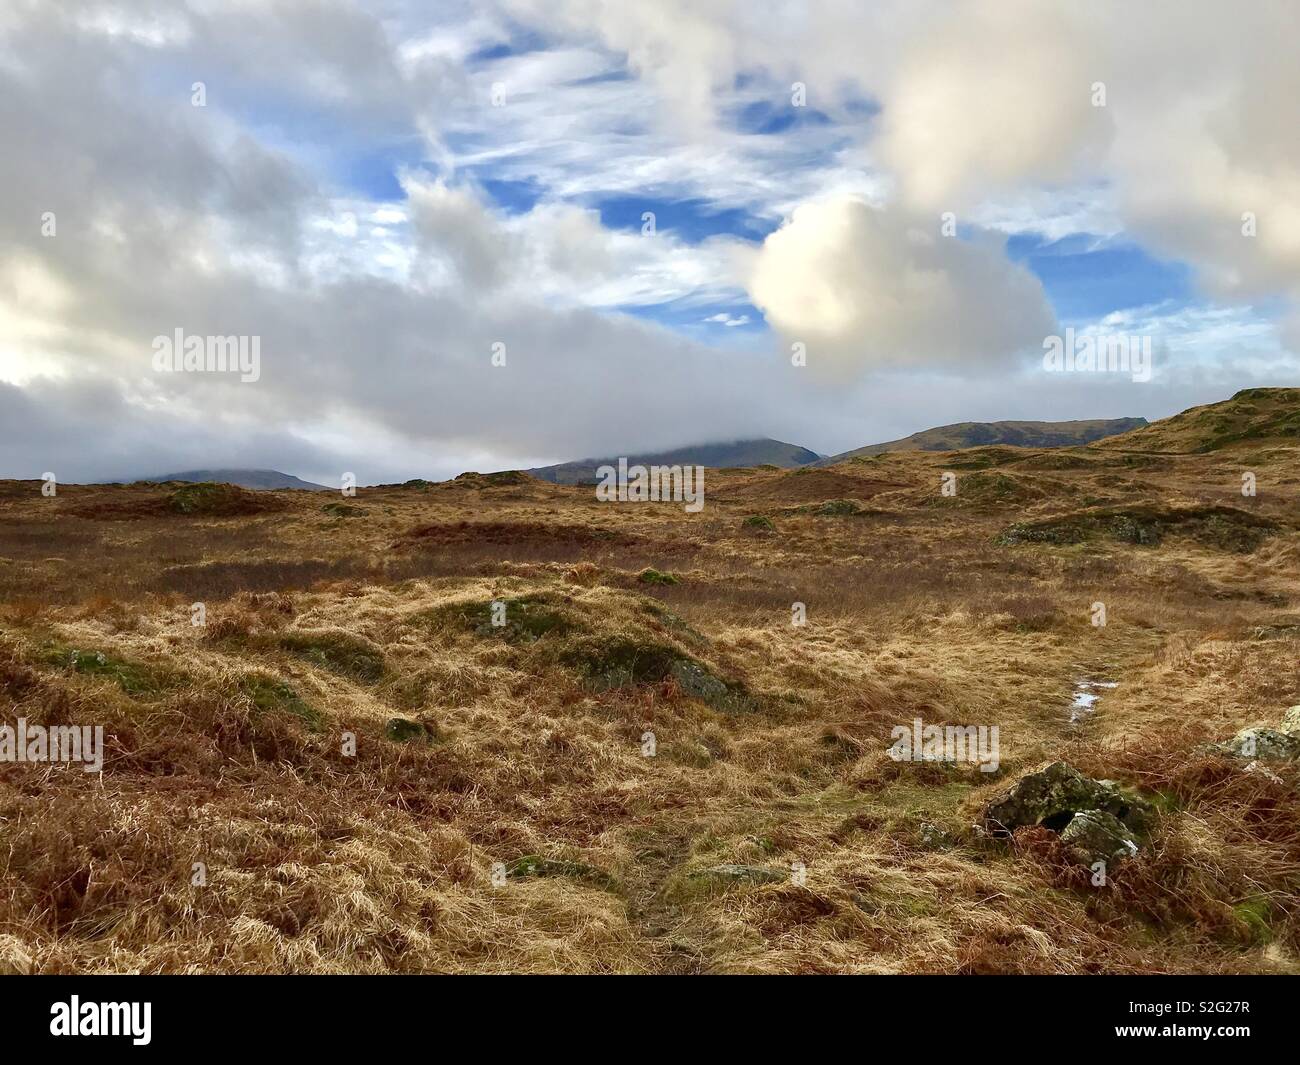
[1094,388,1300,453]
[816,418,1148,465]
[527,438,821,485]
[141,469,330,491]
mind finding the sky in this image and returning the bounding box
[1,0,1297,485]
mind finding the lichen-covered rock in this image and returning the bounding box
[1222,727,1300,762]
[1280,706,1300,735]
[1060,809,1140,865]
[1092,780,1157,836]
[918,822,952,850]
[982,761,1153,837]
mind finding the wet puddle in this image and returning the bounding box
[1070,678,1118,722]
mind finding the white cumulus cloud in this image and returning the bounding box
[747,197,1056,376]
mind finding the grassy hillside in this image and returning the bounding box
[528,438,821,485]
[817,418,1147,464]
[1,393,1298,974]
[1095,388,1300,454]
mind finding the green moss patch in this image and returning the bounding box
[42,644,176,699]
[434,594,578,644]
[237,674,322,729]
[814,499,862,516]
[1231,897,1274,945]
[321,502,367,518]
[560,636,754,712]
[279,631,385,684]
[637,567,680,585]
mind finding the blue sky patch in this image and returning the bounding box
[733,99,834,135]
[595,195,777,242]
[478,176,546,214]
[1009,233,1195,321]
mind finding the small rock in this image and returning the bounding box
[918,822,952,849]
[1060,809,1139,865]
[1222,727,1300,762]
[1280,706,1300,735]
[689,864,786,886]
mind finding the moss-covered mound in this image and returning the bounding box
[559,635,755,712]
[321,502,366,518]
[237,674,321,728]
[42,644,179,699]
[168,482,277,516]
[637,567,680,585]
[453,470,534,488]
[999,504,1278,552]
[814,499,863,516]
[434,594,578,643]
[506,855,620,893]
[279,630,385,683]
[937,472,1040,506]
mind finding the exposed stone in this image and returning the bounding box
[1060,809,1140,865]
[1222,727,1300,762]
[982,761,1154,837]
[1280,705,1300,735]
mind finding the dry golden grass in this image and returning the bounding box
[1,420,1299,973]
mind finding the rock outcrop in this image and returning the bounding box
[983,761,1155,866]
[1059,810,1140,865]
[1217,705,1300,762]
[983,761,1153,835]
